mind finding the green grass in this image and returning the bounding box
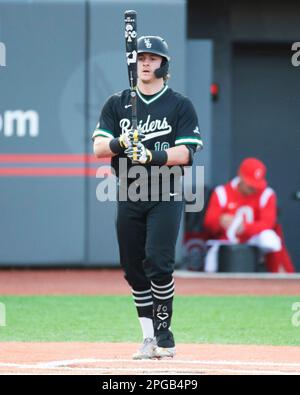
[0,295,300,345]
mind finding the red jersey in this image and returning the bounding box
[204,177,277,242]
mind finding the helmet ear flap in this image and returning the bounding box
[154,59,169,79]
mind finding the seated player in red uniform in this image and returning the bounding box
[203,157,295,273]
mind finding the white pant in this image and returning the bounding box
[204,230,282,273]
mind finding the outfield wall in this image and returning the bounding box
[0,0,212,266]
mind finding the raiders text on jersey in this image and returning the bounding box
[92,85,203,179]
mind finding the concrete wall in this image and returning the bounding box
[0,0,188,266]
[0,1,86,264]
[186,40,213,185]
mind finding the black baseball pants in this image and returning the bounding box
[116,199,183,289]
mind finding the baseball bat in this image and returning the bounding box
[124,10,139,161]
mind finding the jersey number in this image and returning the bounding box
[154,142,170,151]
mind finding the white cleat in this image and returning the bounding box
[152,346,176,359]
[132,338,157,360]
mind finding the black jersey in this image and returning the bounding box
[92,85,203,179]
[93,85,203,200]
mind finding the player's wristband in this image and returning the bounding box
[109,137,125,154]
[146,150,168,166]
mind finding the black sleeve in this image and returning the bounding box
[91,95,117,141]
[175,97,203,151]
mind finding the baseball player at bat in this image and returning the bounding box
[92,29,203,358]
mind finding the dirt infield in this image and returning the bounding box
[0,268,299,295]
[0,269,299,375]
[1,343,300,375]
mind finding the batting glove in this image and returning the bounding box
[125,142,152,164]
[119,128,145,149]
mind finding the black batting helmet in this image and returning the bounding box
[137,36,170,79]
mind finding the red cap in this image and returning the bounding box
[238,158,267,190]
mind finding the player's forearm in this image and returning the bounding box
[241,202,277,239]
[93,137,117,158]
[242,218,276,239]
[165,145,190,166]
